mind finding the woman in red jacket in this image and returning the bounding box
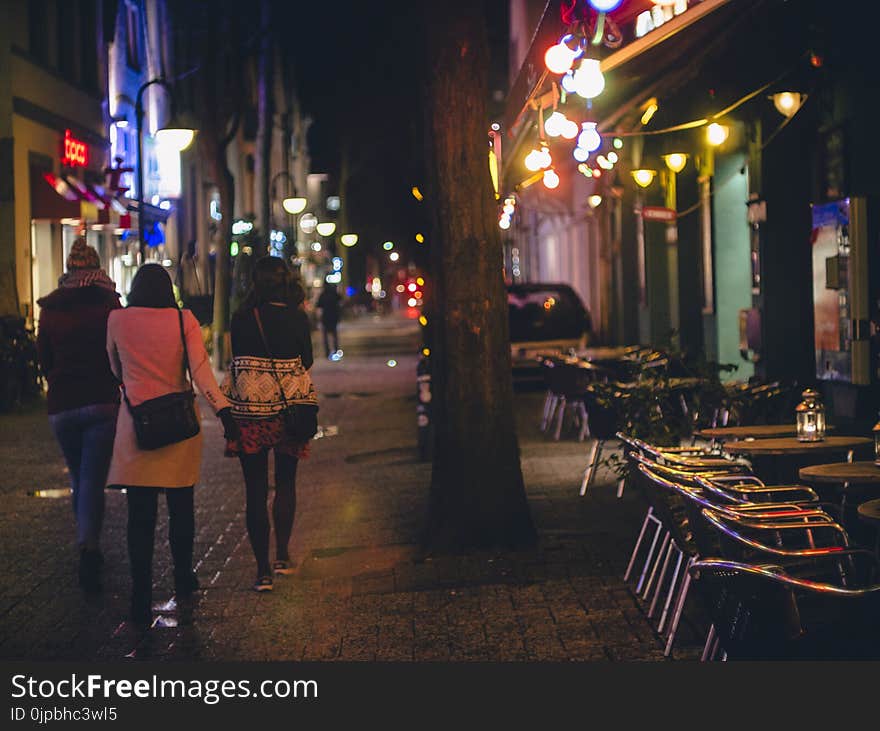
[36,239,121,593]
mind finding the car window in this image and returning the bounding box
[507,287,589,342]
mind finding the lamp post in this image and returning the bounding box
[135,77,196,261]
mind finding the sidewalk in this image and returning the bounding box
[0,328,705,661]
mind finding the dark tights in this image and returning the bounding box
[239,450,298,577]
[126,487,194,623]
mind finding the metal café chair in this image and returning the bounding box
[688,559,880,660]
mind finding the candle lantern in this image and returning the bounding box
[873,415,880,466]
[795,388,826,442]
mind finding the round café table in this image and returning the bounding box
[723,436,873,485]
[798,461,880,515]
[696,424,801,441]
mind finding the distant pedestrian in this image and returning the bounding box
[222,257,317,592]
[106,264,239,629]
[316,281,342,358]
[36,238,121,593]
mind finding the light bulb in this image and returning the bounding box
[578,122,601,152]
[578,164,593,177]
[588,0,623,10]
[772,91,804,118]
[537,147,552,169]
[282,197,307,215]
[542,169,560,189]
[573,147,589,162]
[597,156,613,170]
[588,195,602,208]
[316,222,336,237]
[544,111,565,137]
[544,38,577,75]
[503,202,515,215]
[573,58,605,100]
[340,234,358,247]
[524,149,542,172]
[706,122,729,146]
[632,169,656,188]
[561,120,579,140]
[607,151,619,164]
[499,217,511,230]
[663,153,687,173]
[561,72,577,94]
[155,128,195,152]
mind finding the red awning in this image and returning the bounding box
[30,169,80,220]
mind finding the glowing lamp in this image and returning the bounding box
[389,252,400,262]
[155,122,195,152]
[607,151,619,164]
[561,120,579,140]
[299,213,317,233]
[499,217,511,230]
[706,123,729,146]
[561,72,577,94]
[663,153,688,173]
[536,146,552,169]
[597,156,613,171]
[613,137,624,149]
[588,195,602,208]
[415,233,425,243]
[383,241,394,250]
[544,111,565,137]
[524,149,542,172]
[340,234,358,247]
[542,169,560,190]
[578,122,601,153]
[503,202,515,215]
[588,0,623,10]
[795,388,826,442]
[632,169,656,188]
[573,147,590,163]
[544,36,579,75]
[772,91,805,118]
[282,197,308,215]
[573,58,605,100]
[316,222,336,237]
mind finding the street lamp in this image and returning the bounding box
[135,77,196,260]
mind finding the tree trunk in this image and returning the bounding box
[254,0,273,254]
[420,2,535,552]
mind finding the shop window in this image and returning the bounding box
[125,2,141,71]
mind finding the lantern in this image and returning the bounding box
[873,415,880,466]
[795,388,826,442]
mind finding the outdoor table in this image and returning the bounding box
[798,461,880,515]
[856,498,880,556]
[723,436,873,484]
[697,424,807,441]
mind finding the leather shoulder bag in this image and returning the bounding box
[123,309,200,450]
[254,307,319,441]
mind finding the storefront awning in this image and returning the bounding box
[31,170,82,220]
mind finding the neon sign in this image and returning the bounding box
[61,129,89,167]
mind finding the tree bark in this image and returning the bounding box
[420,2,535,552]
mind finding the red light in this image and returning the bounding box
[810,53,823,68]
[61,129,88,167]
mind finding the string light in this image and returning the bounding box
[544,35,581,75]
[573,58,605,100]
[542,169,560,189]
[588,194,603,208]
[577,122,601,152]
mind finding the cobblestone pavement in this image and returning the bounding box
[0,314,708,662]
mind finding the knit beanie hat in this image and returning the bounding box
[67,238,101,270]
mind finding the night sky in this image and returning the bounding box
[282,1,509,281]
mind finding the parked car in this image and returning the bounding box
[507,283,593,379]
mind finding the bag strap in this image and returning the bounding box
[253,307,291,411]
[122,308,193,410]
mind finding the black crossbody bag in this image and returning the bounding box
[123,308,200,450]
[253,307,318,442]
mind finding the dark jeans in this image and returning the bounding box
[126,486,194,623]
[49,403,118,550]
[239,450,299,577]
[322,322,339,357]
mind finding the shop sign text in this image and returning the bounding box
[61,129,89,167]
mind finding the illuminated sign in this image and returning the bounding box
[636,0,690,39]
[61,129,89,167]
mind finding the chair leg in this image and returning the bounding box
[642,531,670,601]
[648,540,674,618]
[540,391,556,431]
[657,546,684,634]
[579,439,601,496]
[635,523,664,595]
[624,508,655,582]
[577,402,590,442]
[616,475,626,499]
[700,624,716,662]
[553,396,567,441]
[664,556,694,657]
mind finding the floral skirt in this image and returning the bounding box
[225,414,311,458]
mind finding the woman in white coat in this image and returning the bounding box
[106,264,238,628]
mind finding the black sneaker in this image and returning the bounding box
[252,576,274,592]
[272,560,297,576]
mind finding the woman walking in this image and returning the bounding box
[36,238,121,592]
[223,256,316,592]
[106,264,238,628]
